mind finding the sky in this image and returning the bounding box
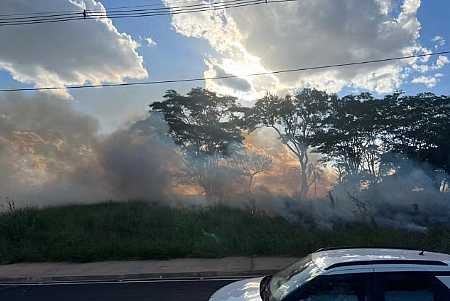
[0,0,449,133]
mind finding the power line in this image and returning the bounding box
[0,0,240,21]
[99,0,201,11]
[0,0,274,26]
[0,0,295,27]
[0,0,193,17]
[1,51,447,93]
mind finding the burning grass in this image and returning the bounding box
[0,201,448,264]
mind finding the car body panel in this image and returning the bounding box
[209,277,264,301]
[210,249,450,301]
[312,248,450,270]
[373,265,450,273]
[437,276,450,289]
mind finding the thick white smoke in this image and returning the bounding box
[0,92,448,232]
[0,93,178,208]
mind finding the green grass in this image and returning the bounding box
[0,201,448,264]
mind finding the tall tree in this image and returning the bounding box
[382,92,450,189]
[315,93,385,184]
[150,88,245,157]
[247,89,331,198]
[150,88,246,202]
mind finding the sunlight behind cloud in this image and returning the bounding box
[164,0,444,97]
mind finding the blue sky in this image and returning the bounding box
[87,0,450,96]
[0,0,449,132]
[402,0,450,95]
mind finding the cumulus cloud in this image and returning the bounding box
[432,35,446,49]
[435,55,450,69]
[411,75,438,87]
[204,59,252,95]
[145,37,157,47]
[164,0,429,96]
[411,54,449,74]
[0,0,148,97]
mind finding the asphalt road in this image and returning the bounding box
[0,278,240,301]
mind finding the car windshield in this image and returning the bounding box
[269,255,321,301]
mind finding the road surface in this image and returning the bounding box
[0,278,241,301]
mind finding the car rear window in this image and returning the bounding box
[377,272,449,301]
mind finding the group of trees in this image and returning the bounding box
[150,89,259,203]
[150,88,450,201]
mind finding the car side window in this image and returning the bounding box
[377,272,441,301]
[295,274,370,301]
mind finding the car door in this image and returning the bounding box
[372,271,450,301]
[284,271,374,301]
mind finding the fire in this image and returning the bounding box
[0,125,337,203]
[173,184,203,196]
[243,128,336,198]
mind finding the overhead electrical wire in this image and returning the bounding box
[95,0,201,11]
[0,0,280,26]
[0,0,244,20]
[0,0,197,17]
[0,51,448,93]
[0,0,296,27]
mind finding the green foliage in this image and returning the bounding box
[149,88,450,195]
[0,201,447,264]
[382,92,450,174]
[248,89,333,197]
[315,92,386,182]
[149,88,246,157]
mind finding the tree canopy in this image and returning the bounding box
[248,89,333,197]
[150,87,450,199]
[150,88,246,158]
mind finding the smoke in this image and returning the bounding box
[0,93,448,231]
[96,118,180,201]
[0,93,179,207]
[303,160,450,230]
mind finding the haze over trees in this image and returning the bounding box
[1,87,449,265]
[150,87,450,216]
[150,88,248,202]
[248,89,333,198]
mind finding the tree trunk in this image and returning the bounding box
[248,175,256,214]
[298,147,310,199]
[298,159,309,199]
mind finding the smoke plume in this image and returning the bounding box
[0,92,448,231]
[0,93,179,207]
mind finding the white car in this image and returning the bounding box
[209,247,450,301]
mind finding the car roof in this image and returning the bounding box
[311,248,450,272]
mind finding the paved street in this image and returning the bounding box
[0,257,286,301]
[0,257,295,283]
[0,278,241,301]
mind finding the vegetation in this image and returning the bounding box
[250,90,450,191]
[150,89,450,199]
[1,89,448,264]
[149,88,246,157]
[0,201,448,264]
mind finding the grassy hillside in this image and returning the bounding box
[0,201,448,264]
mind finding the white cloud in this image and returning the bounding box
[205,60,251,92]
[164,0,426,96]
[0,0,148,97]
[435,55,449,69]
[145,37,157,47]
[401,0,420,15]
[432,35,446,49]
[411,75,438,87]
[411,55,449,73]
[375,0,393,15]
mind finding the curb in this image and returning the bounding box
[0,269,276,285]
